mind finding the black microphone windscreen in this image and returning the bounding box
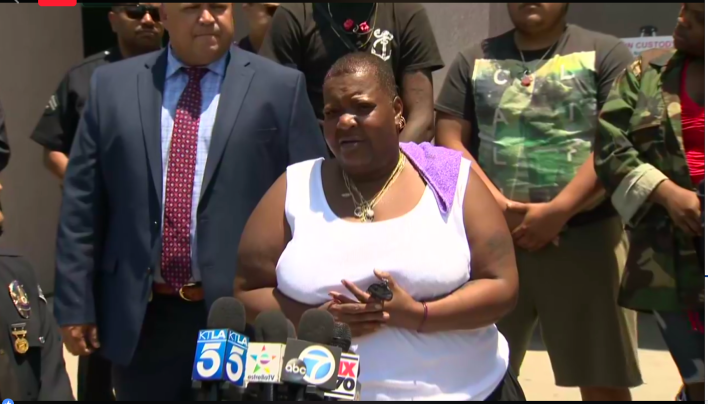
[207,297,246,333]
[297,309,335,344]
[286,319,297,338]
[254,310,290,343]
[331,322,352,352]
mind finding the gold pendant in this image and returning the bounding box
[12,330,29,354]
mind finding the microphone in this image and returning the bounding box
[324,323,360,401]
[192,297,250,401]
[330,322,352,352]
[245,311,290,401]
[286,319,297,339]
[281,310,343,400]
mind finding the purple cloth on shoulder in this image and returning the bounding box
[399,142,463,215]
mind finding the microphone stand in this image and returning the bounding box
[192,381,244,402]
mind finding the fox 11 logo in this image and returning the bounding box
[192,329,249,387]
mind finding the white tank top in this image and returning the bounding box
[276,158,509,401]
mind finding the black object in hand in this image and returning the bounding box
[367,280,393,302]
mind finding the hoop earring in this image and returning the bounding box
[396,116,406,131]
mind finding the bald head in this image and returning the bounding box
[159,3,234,66]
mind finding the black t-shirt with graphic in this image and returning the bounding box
[260,2,444,120]
[435,24,633,204]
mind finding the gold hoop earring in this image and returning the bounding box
[396,116,406,131]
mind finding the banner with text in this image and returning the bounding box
[621,36,674,57]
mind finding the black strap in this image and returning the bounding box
[313,3,360,53]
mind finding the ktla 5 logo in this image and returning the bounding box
[195,330,248,383]
[293,346,336,385]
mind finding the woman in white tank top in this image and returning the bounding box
[235,53,523,401]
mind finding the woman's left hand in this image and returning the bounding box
[332,270,423,330]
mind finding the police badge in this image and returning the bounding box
[8,280,31,319]
[11,327,29,354]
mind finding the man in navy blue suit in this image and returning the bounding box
[54,3,328,400]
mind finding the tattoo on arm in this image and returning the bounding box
[480,232,515,276]
[403,70,433,110]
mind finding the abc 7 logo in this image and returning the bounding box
[285,346,335,385]
[284,359,307,380]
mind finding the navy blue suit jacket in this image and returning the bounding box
[54,46,328,365]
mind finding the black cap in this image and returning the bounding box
[254,311,290,343]
[207,297,246,333]
[298,309,335,344]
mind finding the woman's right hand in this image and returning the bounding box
[324,293,389,338]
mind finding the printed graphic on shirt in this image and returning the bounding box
[472,51,597,202]
[371,29,395,61]
[44,94,59,115]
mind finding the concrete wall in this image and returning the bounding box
[423,3,492,97]
[0,4,83,295]
[489,3,681,37]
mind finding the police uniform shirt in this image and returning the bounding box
[0,101,11,172]
[0,252,74,401]
[31,48,122,156]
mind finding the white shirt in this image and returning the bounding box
[276,158,509,401]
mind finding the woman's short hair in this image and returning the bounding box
[324,53,398,99]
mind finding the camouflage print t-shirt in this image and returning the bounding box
[436,24,633,203]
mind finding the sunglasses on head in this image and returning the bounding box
[119,4,161,22]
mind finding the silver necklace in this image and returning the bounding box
[518,38,560,87]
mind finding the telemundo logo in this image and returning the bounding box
[299,346,336,386]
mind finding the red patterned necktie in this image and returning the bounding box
[160,67,207,291]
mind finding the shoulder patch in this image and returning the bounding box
[44,94,59,115]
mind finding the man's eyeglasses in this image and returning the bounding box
[118,4,161,22]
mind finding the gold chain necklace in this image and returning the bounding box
[342,151,406,223]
